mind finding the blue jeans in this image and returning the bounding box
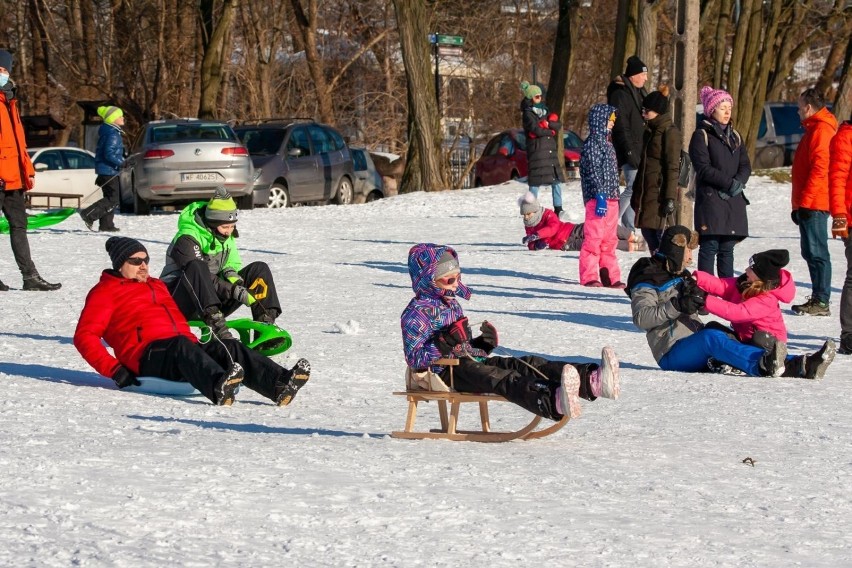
[618,165,637,231]
[798,208,831,303]
[659,329,765,376]
[529,182,564,209]
[697,235,739,277]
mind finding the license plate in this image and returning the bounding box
[181,172,222,182]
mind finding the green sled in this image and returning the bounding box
[0,207,77,234]
[189,317,293,357]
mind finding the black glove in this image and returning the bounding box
[660,198,676,217]
[471,321,499,353]
[791,210,799,226]
[435,317,471,356]
[112,365,140,389]
[522,233,540,245]
[672,288,707,315]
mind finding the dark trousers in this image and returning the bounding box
[439,356,597,420]
[641,228,663,252]
[138,335,284,402]
[81,174,120,229]
[840,238,852,347]
[697,235,739,277]
[798,208,831,303]
[167,259,282,321]
[0,189,37,278]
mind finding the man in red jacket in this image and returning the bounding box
[790,88,840,316]
[833,113,852,353]
[74,237,310,406]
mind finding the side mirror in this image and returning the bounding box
[287,148,302,158]
[34,163,49,172]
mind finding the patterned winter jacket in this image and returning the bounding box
[580,104,620,202]
[626,256,705,363]
[94,122,125,176]
[694,269,795,343]
[160,201,243,299]
[74,271,196,377]
[401,243,488,374]
[524,208,575,250]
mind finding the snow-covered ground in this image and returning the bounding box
[1,177,850,567]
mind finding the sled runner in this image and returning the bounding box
[127,377,201,396]
[0,207,77,234]
[391,359,569,442]
[189,317,293,356]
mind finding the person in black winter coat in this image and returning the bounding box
[632,86,682,252]
[520,81,567,217]
[607,55,649,232]
[690,86,752,277]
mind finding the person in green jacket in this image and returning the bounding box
[160,187,282,340]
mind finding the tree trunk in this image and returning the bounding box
[611,0,637,79]
[546,0,579,175]
[712,0,732,87]
[726,0,753,98]
[27,0,51,112]
[834,39,852,121]
[198,0,238,120]
[289,0,335,124]
[636,0,663,79]
[392,0,448,193]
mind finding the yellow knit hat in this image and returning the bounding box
[97,105,124,125]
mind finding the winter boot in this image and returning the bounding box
[214,362,244,406]
[201,306,235,341]
[707,358,748,376]
[758,340,787,377]
[274,358,311,406]
[839,334,852,355]
[0,279,8,292]
[78,210,95,231]
[554,206,563,218]
[590,346,620,399]
[22,273,61,291]
[792,297,830,316]
[554,364,582,419]
[804,340,836,380]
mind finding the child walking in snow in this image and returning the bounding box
[401,243,620,420]
[519,192,584,251]
[579,104,624,288]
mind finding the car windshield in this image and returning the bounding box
[236,129,287,156]
[149,123,235,144]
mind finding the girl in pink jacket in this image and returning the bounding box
[519,192,584,251]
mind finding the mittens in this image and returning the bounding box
[594,194,608,217]
[112,365,141,389]
[522,233,540,244]
[832,215,848,239]
[436,317,471,356]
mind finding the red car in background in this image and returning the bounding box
[473,128,582,187]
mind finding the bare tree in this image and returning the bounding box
[198,0,238,119]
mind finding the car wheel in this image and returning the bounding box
[236,194,254,210]
[510,170,519,180]
[365,190,383,203]
[334,177,354,205]
[133,179,151,215]
[474,178,482,187]
[268,183,290,208]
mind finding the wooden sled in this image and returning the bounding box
[391,358,569,442]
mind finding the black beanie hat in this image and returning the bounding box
[0,50,12,74]
[656,225,698,274]
[625,55,647,77]
[642,90,669,115]
[749,249,789,282]
[105,236,147,270]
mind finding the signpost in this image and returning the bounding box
[429,34,464,115]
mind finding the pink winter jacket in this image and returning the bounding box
[693,269,795,343]
[524,208,574,250]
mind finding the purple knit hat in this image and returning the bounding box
[700,86,733,117]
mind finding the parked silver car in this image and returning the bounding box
[119,119,254,215]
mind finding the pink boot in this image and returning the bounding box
[588,346,620,400]
[556,364,582,419]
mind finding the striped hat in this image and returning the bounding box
[97,105,124,125]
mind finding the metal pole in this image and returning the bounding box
[434,42,441,115]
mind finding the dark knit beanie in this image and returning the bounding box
[625,55,647,77]
[656,225,698,274]
[105,236,148,270]
[0,50,12,73]
[642,90,669,115]
[433,251,460,280]
[749,249,789,282]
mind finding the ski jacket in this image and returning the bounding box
[606,75,648,168]
[829,121,852,219]
[95,122,125,176]
[524,208,574,250]
[792,107,840,214]
[626,257,705,363]
[633,114,682,230]
[401,243,488,374]
[0,82,35,191]
[520,97,566,187]
[580,104,620,202]
[690,118,751,238]
[160,201,242,297]
[74,271,196,378]
[693,269,795,343]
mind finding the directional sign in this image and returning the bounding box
[437,46,463,57]
[436,34,464,46]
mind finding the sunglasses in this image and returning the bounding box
[126,256,150,266]
[435,274,459,285]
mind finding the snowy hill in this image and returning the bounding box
[1,177,850,566]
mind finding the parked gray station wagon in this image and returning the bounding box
[119,119,254,215]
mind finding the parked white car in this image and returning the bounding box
[26,147,101,208]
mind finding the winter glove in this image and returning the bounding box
[522,233,540,245]
[226,275,244,286]
[471,321,499,353]
[790,210,799,226]
[671,285,707,315]
[538,119,549,129]
[727,178,745,198]
[112,365,141,389]
[832,215,848,239]
[547,113,559,122]
[435,317,471,356]
[594,194,608,217]
[533,239,548,250]
[231,284,256,306]
[660,198,676,217]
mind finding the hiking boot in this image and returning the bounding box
[758,341,787,378]
[274,358,311,406]
[555,364,582,419]
[804,340,836,380]
[706,358,747,376]
[792,297,830,316]
[201,306,235,341]
[99,226,121,233]
[214,363,244,406]
[0,279,8,292]
[22,274,61,291]
[78,211,94,231]
[838,335,852,355]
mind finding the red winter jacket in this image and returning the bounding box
[524,208,575,250]
[0,89,35,191]
[829,121,852,219]
[74,271,197,377]
[791,107,840,214]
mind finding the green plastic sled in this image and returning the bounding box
[189,317,292,357]
[0,207,77,234]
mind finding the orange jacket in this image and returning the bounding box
[831,121,852,219]
[0,88,35,191]
[791,107,839,214]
